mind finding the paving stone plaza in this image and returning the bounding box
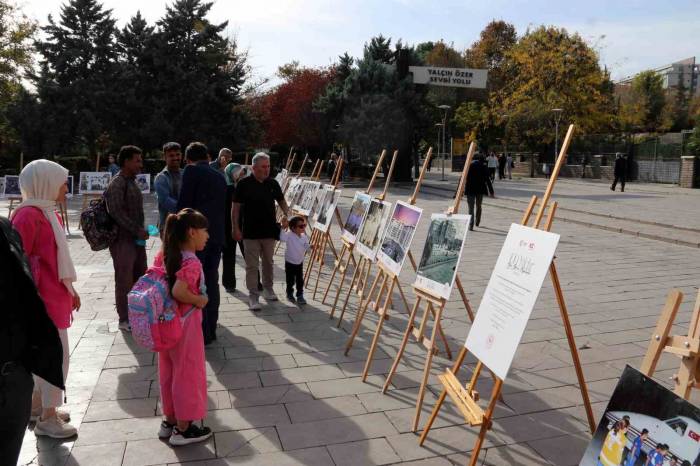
[7,171,700,466]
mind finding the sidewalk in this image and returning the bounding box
[4,180,700,466]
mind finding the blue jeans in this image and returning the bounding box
[197,243,222,341]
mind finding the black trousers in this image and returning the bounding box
[197,243,222,341]
[285,262,304,297]
[466,194,483,229]
[222,240,262,291]
[0,364,33,466]
[611,175,625,191]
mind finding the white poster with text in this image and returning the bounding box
[465,223,560,380]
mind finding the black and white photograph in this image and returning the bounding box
[415,213,470,299]
[135,173,151,194]
[284,177,303,207]
[315,188,341,233]
[295,180,320,216]
[342,191,372,244]
[65,175,74,198]
[376,200,422,276]
[275,168,288,190]
[3,175,21,198]
[356,199,392,261]
[78,171,112,194]
[0,177,5,198]
[579,365,700,466]
[308,183,328,225]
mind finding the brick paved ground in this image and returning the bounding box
[5,173,700,466]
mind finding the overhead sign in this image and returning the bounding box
[409,66,488,89]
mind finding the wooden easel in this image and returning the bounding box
[419,125,596,466]
[321,149,388,323]
[303,159,345,299]
[378,142,476,431]
[641,289,700,399]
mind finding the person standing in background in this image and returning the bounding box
[505,153,513,180]
[104,146,148,331]
[611,153,627,192]
[210,148,232,175]
[464,154,494,231]
[154,142,182,232]
[177,142,227,345]
[487,152,498,181]
[107,154,119,177]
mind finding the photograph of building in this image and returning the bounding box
[284,178,303,207]
[3,175,20,197]
[296,181,320,215]
[377,201,422,274]
[356,199,392,260]
[342,192,372,242]
[315,188,341,233]
[415,214,470,298]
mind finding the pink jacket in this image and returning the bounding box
[12,207,73,329]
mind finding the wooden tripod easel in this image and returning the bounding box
[379,141,476,432]
[418,125,596,466]
[321,149,388,322]
[303,158,345,299]
[641,289,700,399]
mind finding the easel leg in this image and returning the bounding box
[362,277,396,381]
[312,233,328,300]
[419,347,468,444]
[345,271,385,355]
[454,277,475,322]
[337,252,361,328]
[413,302,445,432]
[550,261,596,433]
[430,308,452,360]
[303,230,320,286]
[467,379,503,466]
[322,244,346,305]
[382,296,422,393]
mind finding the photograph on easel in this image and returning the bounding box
[275,168,288,189]
[414,213,470,300]
[342,191,372,243]
[78,171,112,194]
[579,365,700,466]
[0,177,4,198]
[376,200,422,276]
[3,175,21,198]
[355,198,392,261]
[65,175,74,198]
[295,180,321,216]
[308,184,328,224]
[135,174,150,194]
[284,177,303,207]
[315,189,341,234]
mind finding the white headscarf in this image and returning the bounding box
[10,159,77,295]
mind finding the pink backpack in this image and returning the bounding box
[127,267,188,351]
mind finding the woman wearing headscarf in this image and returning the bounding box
[10,159,80,438]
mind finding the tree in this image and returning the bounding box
[619,70,666,133]
[0,0,36,159]
[491,26,615,159]
[34,0,118,156]
[464,20,517,92]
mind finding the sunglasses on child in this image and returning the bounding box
[295,223,306,228]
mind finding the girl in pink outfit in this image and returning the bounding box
[154,208,211,446]
[10,159,80,439]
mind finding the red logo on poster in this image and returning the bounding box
[486,334,495,349]
[690,430,700,442]
[528,242,535,250]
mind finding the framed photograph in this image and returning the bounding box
[342,191,372,244]
[65,175,74,198]
[579,365,700,466]
[3,175,21,198]
[0,177,5,199]
[78,171,112,194]
[356,199,392,261]
[315,188,341,234]
[275,168,288,190]
[295,180,320,216]
[135,173,150,194]
[308,184,329,226]
[414,213,470,300]
[285,177,303,208]
[376,200,423,276]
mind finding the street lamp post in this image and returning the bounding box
[552,108,563,160]
[435,123,443,174]
[438,105,451,181]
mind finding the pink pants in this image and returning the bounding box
[158,309,207,421]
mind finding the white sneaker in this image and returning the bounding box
[262,289,278,301]
[118,321,131,332]
[249,295,262,311]
[34,416,78,439]
[158,420,175,439]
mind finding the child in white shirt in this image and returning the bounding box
[279,216,310,304]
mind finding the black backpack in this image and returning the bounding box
[80,196,118,251]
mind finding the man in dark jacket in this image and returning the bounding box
[464,155,495,230]
[0,216,63,465]
[611,153,627,192]
[177,142,227,344]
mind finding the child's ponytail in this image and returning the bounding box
[162,208,209,291]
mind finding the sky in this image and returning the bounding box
[19,0,700,85]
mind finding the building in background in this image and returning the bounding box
[617,57,699,96]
